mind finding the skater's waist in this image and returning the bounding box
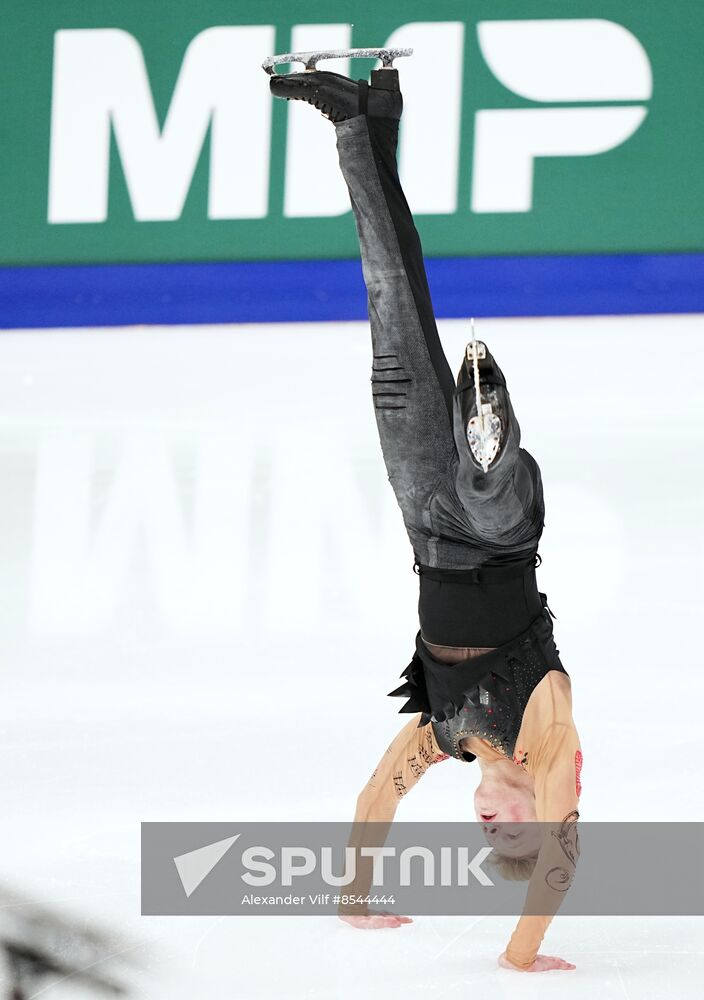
[415,555,542,647]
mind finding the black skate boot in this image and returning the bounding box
[454,332,511,472]
[269,68,402,123]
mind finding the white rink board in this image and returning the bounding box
[0,314,703,997]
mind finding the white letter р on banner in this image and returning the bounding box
[472,18,652,213]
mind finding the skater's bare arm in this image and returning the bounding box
[502,715,582,971]
[340,715,448,925]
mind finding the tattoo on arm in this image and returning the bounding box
[408,754,425,778]
[392,771,407,798]
[545,809,580,892]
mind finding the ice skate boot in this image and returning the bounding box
[456,322,508,473]
[263,47,411,123]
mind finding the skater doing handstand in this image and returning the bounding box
[267,51,582,974]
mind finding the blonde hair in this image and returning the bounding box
[486,851,539,881]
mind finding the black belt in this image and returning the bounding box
[413,553,540,585]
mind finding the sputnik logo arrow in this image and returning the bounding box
[173,834,240,897]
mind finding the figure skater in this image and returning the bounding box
[267,54,582,973]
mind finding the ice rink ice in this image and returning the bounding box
[0,313,703,996]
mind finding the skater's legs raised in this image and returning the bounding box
[332,105,458,555]
[270,66,545,564]
[330,83,544,555]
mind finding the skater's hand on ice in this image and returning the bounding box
[498,951,575,972]
[339,910,413,929]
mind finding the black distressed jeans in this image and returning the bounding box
[334,114,545,571]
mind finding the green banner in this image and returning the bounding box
[1,0,703,266]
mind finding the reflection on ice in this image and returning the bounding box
[0,883,140,998]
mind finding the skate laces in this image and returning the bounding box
[302,92,347,123]
[306,78,368,121]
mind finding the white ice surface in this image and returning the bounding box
[0,314,703,996]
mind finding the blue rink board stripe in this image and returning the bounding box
[0,253,703,328]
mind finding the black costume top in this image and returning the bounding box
[388,558,568,763]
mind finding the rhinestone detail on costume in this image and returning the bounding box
[456,680,515,757]
[431,630,556,763]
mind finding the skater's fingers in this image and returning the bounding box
[338,913,403,930]
[531,955,576,972]
[542,955,576,970]
[378,910,413,923]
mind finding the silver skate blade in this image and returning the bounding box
[262,47,413,75]
[467,412,502,473]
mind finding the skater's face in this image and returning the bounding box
[474,776,542,856]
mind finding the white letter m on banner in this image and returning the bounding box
[48,26,274,223]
